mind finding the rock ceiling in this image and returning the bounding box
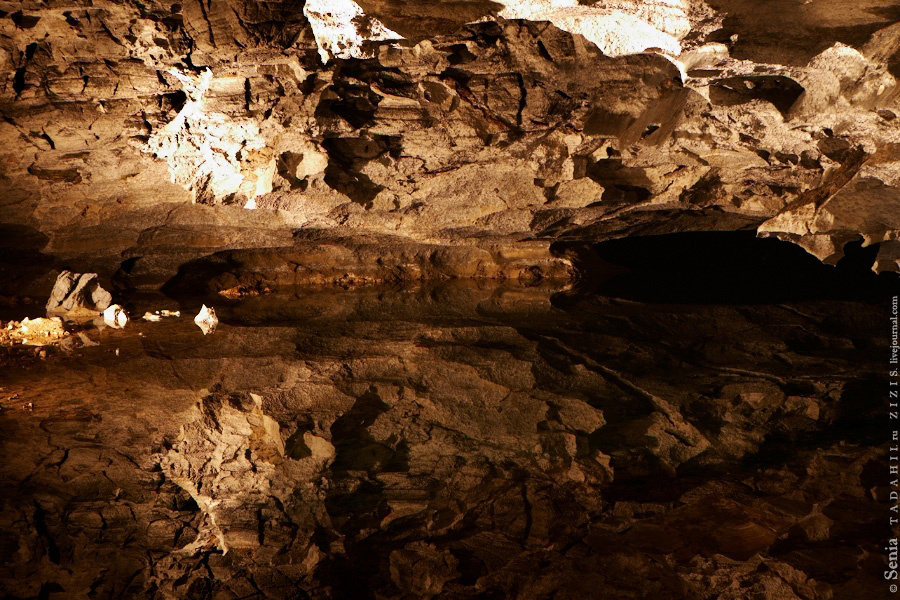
[1,0,899,289]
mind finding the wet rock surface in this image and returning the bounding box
[0,279,892,599]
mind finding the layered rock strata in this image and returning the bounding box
[1,0,899,299]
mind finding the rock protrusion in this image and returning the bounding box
[46,271,113,315]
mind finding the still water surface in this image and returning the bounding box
[0,278,890,598]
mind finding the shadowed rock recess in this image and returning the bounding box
[0,1,899,599]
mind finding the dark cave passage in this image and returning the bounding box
[565,231,898,304]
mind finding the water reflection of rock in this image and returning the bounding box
[0,281,889,599]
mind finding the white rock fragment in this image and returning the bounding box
[194,305,218,335]
[142,312,162,322]
[160,310,181,317]
[103,304,129,329]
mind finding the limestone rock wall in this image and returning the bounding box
[1,0,899,293]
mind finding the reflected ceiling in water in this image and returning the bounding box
[0,280,890,598]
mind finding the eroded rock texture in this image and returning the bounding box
[0,283,891,599]
[0,2,898,599]
[1,0,899,299]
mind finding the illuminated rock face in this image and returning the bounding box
[1,0,899,293]
[145,69,271,205]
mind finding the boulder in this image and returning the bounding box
[45,271,113,315]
